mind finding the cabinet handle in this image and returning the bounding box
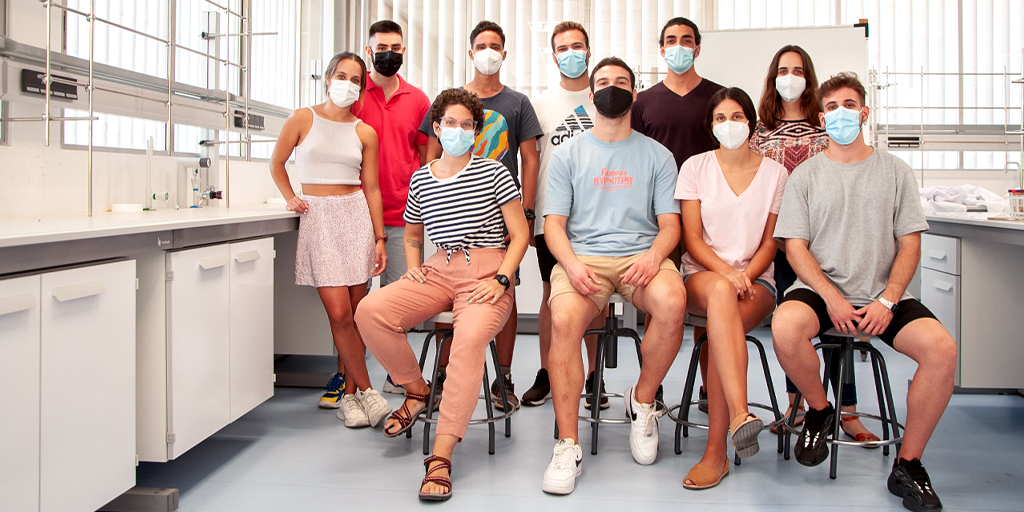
[930,279,954,292]
[926,250,948,261]
[51,280,106,302]
[0,293,36,316]
[234,250,261,263]
[198,255,229,270]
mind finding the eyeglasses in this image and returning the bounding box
[439,117,478,130]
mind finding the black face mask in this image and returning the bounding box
[593,85,633,119]
[372,51,403,77]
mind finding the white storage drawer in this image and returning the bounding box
[0,275,41,512]
[228,238,275,421]
[921,234,960,275]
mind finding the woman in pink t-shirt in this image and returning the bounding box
[674,87,788,490]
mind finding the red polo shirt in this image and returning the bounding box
[352,74,431,226]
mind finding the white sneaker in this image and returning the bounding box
[358,388,393,428]
[624,384,660,465]
[336,393,370,428]
[542,439,583,495]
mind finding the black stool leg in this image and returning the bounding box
[873,347,902,457]
[677,335,705,451]
[750,335,784,455]
[590,331,608,455]
[482,358,496,455]
[489,341,512,438]
[828,342,850,480]
[422,332,451,453]
[869,349,891,456]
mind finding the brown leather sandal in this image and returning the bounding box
[419,455,453,501]
[841,415,880,448]
[383,390,429,438]
[730,412,763,459]
[682,459,730,490]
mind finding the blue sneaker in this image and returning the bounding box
[382,374,405,395]
[318,373,346,409]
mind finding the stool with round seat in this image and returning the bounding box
[781,328,904,479]
[666,313,784,464]
[553,293,644,455]
[415,310,515,455]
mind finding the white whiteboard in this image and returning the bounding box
[696,25,869,109]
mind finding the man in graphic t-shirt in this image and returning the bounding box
[541,57,686,495]
[520,21,608,411]
[418,20,543,411]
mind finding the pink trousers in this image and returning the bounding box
[355,248,513,439]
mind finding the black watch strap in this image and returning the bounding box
[494,274,511,290]
[523,208,536,220]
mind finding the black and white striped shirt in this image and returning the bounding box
[404,155,521,263]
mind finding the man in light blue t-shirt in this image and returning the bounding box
[540,57,686,495]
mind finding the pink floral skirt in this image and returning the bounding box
[295,191,375,287]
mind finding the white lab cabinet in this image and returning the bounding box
[0,275,42,512]
[138,238,274,462]
[0,260,136,512]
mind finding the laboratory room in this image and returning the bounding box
[1,0,1023,510]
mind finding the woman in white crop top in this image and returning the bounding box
[270,52,392,427]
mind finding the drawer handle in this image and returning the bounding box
[0,293,36,316]
[52,280,106,302]
[234,250,261,263]
[926,250,948,261]
[198,255,229,270]
[930,279,954,292]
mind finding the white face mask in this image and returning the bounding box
[775,74,807,103]
[472,48,504,76]
[328,80,360,108]
[712,120,750,150]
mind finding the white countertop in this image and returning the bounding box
[0,205,299,248]
[926,212,1024,231]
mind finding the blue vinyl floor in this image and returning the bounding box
[136,328,1024,511]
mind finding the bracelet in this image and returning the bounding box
[375,234,388,243]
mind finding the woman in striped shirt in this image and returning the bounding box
[355,88,529,502]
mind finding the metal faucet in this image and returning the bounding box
[198,186,223,207]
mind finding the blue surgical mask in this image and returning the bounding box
[556,49,588,79]
[823,107,864,145]
[664,45,694,74]
[439,126,476,156]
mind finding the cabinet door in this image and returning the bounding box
[167,245,231,459]
[40,260,136,512]
[920,268,960,386]
[0,275,41,512]
[229,238,275,421]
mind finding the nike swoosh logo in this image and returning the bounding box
[630,409,637,421]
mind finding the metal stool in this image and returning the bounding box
[666,313,784,465]
[415,311,514,455]
[553,293,644,455]
[782,328,904,479]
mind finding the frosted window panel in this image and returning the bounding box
[64,109,166,151]
[173,124,206,155]
[65,0,170,78]
[248,135,277,160]
[890,151,958,171]
[249,1,299,108]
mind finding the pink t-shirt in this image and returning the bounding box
[675,150,788,290]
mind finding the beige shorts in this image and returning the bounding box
[549,253,678,312]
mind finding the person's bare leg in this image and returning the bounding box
[549,293,600,442]
[539,283,552,369]
[771,301,828,410]
[630,271,687,403]
[695,327,709,391]
[318,285,372,393]
[685,346,729,486]
[421,434,458,496]
[384,378,431,435]
[495,290,517,367]
[890,318,956,460]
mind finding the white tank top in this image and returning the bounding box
[293,106,363,185]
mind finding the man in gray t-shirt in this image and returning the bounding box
[772,72,954,512]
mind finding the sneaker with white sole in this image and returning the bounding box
[336,393,370,428]
[542,439,583,495]
[318,373,346,409]
[382,374,405,395]
[358,388,393,428]
[624,384,660,465]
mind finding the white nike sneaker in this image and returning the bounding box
[336,393,370,428]
[624,384,660,465]
[542,438,583,495]
[358,388,393,428]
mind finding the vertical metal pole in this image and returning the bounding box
[243,0,251,162]
[167,0,176,156]
[920,66,925,186]
[87,0,95,216]
[224,7,231,208]
[44,0,52,146]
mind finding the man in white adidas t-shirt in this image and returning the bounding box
[521,21,609,410]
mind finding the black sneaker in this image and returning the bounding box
[655,384,666,413]
[888,458,943,511]
[522,369,552,406]
[584,371,609,410]
[434,367,446,397]
[697,386,709,414]
[490,372,520,411]
[794,402,834,467]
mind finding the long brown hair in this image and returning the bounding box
[758,45,821,130]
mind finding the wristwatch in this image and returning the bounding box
[494,274,511,290]
[878,297,899,313]
[523,208,536,221]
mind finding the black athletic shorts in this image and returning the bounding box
[780,288,937,347]
[534,233,558,283]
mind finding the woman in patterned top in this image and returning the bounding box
[355,88,529,501]
[752,45,878,446]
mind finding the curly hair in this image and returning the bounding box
[428,88,486,134]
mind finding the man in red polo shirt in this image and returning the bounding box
[352,20,432,394]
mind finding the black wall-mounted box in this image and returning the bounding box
[233,110,265,131]
[21,69,79,100]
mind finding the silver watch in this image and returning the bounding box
[878,297,899,313]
